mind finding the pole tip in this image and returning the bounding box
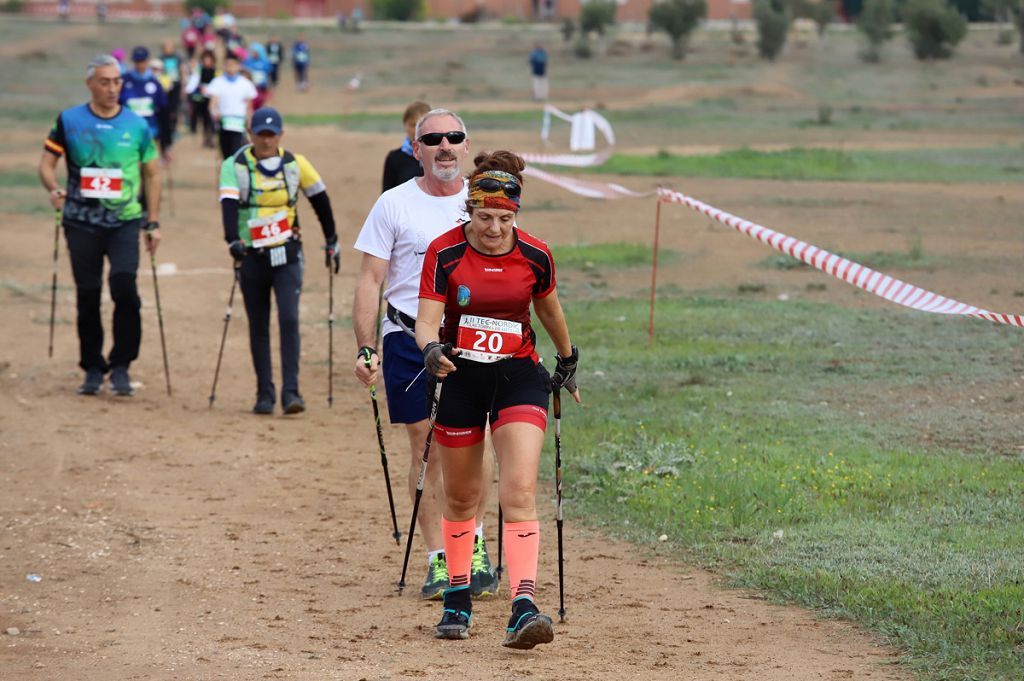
[392,531,401,545]
[558,610,566,623]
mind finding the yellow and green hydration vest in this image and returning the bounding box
[218,145,326,248]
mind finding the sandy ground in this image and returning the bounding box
[2,32,1022,677]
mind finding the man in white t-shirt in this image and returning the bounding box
[353,109,498,601]
[207,52,257,159]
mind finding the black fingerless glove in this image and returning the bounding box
[552,345,579,393]
[423,341,452,377]
[228,240,246,262]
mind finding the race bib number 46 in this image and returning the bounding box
[248,211,292,249]
[80,168,124,199]
[456,315,523,363]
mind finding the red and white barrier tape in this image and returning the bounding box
[523,166,652,200]
[520,149,614,168]
[657,187,1023,328]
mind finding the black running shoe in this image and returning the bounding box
[502,598,554,650]
[253,394,274,415]
[109,366,133,396]
[470,536,498,598]
[282,392,305,414]
[435,586,472,640]
[78,369,104,396]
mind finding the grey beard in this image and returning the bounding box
[431,161,460,183]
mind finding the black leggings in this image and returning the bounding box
[219,129,246,160]
[238,243,304,399]
[64,222,142,372]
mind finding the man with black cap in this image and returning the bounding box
[218,107,340,414]
[120,46,173,161]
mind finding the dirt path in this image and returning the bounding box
[8,117,1014,681]
[0,369,906,681]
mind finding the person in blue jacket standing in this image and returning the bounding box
[292,35,310,92]
[120,46,173,160]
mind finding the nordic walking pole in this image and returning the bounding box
[147,235,172,396]
[495,506,504,585]
[165,162,175,218]
[209,263,240,408]
[327,262,334,407]
[48,209,61,358]
[362,347,400,545]
[553,387,566,622]
[398,355,448,593]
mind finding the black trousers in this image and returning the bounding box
[218,129,246,160]
[64,222,142,372]
[239,243,304,399]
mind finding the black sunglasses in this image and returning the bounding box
[418,130,467,146]
[473,177,521,197]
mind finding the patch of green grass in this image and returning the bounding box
[588,147,1024,184]
[549,242,675,269]
[534,295,1024,681]
[758,237,945,272]
[0,169,42,187]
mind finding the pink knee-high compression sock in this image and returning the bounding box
[503,520,540,601]
[441,516,476,589]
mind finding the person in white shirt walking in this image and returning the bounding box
[352,109,498,601]
[207,52,257,159]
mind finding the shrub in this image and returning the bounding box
[580,0,617,36]
[982,0,1024,52]
[753,0,789,60]
[185,0,228,14]
[858,0,894,62]
[790,0,834,36]
[574,36,594,58]
[649,0,708,60]
[372,0,423,21]
[903,0,967,59]
[561,17,576,42]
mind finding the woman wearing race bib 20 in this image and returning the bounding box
[416,150,580,649]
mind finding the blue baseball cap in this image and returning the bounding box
[251,107,283,135]
[131,46,149,62]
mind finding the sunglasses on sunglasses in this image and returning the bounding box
[417,130,467,146]
[472,177,521,197]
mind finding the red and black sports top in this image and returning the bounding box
[419,223,556,363]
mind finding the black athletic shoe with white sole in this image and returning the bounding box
[502,597,554,650]
[110,366,133,396]
[78,369,104,396]
[435,586,472,640]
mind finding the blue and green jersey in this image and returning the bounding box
[45,103,158,229]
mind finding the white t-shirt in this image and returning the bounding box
[354,178,468,337]
[206,75,257,124]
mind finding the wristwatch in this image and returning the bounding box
[145,221,160,232]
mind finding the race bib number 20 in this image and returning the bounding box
[80,168,124,199]
[456,315,522,363]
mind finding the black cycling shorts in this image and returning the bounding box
[434,357,551,448]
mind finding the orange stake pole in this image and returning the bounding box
[647,196,662,346]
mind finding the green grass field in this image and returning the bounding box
[535,296,1024,680]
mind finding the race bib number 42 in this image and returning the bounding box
[80,168,124,199]
[248,211,292,249]
[456,315,523,363]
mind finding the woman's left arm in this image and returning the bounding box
[533,289,572,357]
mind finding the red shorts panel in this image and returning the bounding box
[434,423,486,448]
[491,404,548,433]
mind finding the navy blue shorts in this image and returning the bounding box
[382,331,430,424]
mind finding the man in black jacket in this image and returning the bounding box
[380,101,431,193]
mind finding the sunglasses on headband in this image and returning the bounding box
[417,130,467,146]
[473,177,521,197]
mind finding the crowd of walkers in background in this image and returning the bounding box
[108,6,315,158]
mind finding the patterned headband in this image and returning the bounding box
[468,170,521,213]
